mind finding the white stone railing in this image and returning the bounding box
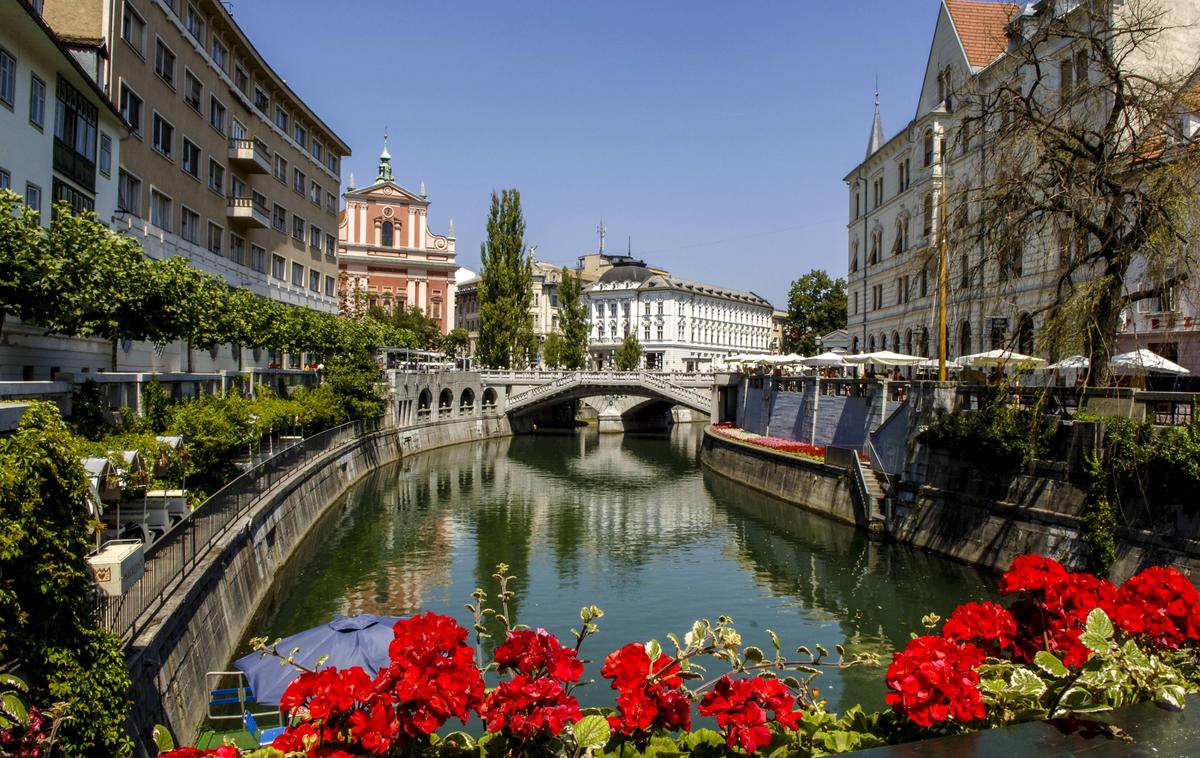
[503,371,711,414]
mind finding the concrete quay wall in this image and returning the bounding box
[125,413,513,757]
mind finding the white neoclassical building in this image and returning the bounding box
[844,0,1200,367]
[583,262,773,371]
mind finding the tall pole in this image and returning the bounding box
[937,135,949,381]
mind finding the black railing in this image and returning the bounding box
[95,415,387,643]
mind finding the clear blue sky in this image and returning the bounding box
[232,1,937,309]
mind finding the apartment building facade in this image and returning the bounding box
[338,142,458,333]
[0,0,130,380]
[845,0,1200,371]
[40,0,350,372]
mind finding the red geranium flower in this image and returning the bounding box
[481,675,582,741]
[942,601,1017,656]
[1105,566,1200,649]
[494,628,584,683]
[999,554,1069,596]
[601,643,691,744]
[884,636,986,728]
[698,676,803,753]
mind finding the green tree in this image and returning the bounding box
[615,333,643,371]
[0,403,133,757]
[784,270,847,355]
[556,268,589,369]
[478,190,535,368]
[374,305,442,351]
[442,327,470,359]
[0,193,45,340]
[542,332,565,368]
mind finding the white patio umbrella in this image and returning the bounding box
[1110,349,1189,375]
[801,351,848,368]
[917,358,962,371]
[842,350,925,366]
[1042,355,1090,371]
[958,349,1048,369]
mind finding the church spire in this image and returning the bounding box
[376,129,394,183]
[865,89,885,158]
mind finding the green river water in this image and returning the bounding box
[240,424,998,714]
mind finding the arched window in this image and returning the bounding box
[1017,313,1035,355]
[850,240,859,272]
[892,331,900,354]
[923,193,934,237]
[943,66,954,111]
[869,228,881,265]
[905,329,914,357]
[958,320,972,357]
[852,336,860,353]
[919,327,930,357]
[893,218,904,255]
[880,333,888,351]
[381,220,394,247]
[869,335,877,352]
[923,129,935,166]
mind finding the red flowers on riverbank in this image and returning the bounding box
[709,424,826,460]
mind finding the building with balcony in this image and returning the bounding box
[584,261,772,372]
[338,141,458,333]
[36,0,350,374]
[844,0,1200,373]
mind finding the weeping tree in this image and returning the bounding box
[959,0,1200,386]
[477,189,535,368]
[556,267,590,369]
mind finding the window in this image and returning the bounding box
[309,224,321,248]
[0,168,11,191]
[154,39,176,87]
[180,206,200,243]
[326,192,337,212]
[324,233,335,256]
[853,291,858,315]
[119,83,142,135]
[1059,59,1074,106]
[24,183,41,218]
[324,275,335,298]
[274,106,288,132]
[152,113,174,158]
[29,74,45,128]
[118,170,141,214]
[254,86,269,113]
[1074,49,1088,94]
[272,203,286,232]
[207,159,224,193]
[50,180,90,216]
[150,189,171,228]
[960,254,970,288]
[211,38,227,70]
[326,152,338,174]
[229,234,244,264]
[230,118,246,141]
[183,69,202,111]
[122,3,146,55]
[234,64,249,94]
[309,270,320,292]
[292,215,305,241]
[923,193,934,237]
[292,168,304,195]
[0,48,14,108]
[311,140,322,163]
[271,253,285,280]
[381,220,393,247]
[923,128,935,167]
[207,222,222,255]
[251,245,265,273]
[99,134,112,176]
[180,138,199,176]
[209,96,225,133]
[657,326,664,341]
[310,180,320,206]
[293,124,307,148]
[920,265,929,298]
[291,262,304,287]
[186,4,204,42]
[274,154,287,182]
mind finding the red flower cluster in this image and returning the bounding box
[884,636,986,728]
[1000,556,1117,667]
[483,629,583,743]
[159,748,241,758]
[697,676,804,753]
[941,601,1016,656]
[709,426,826,460]
[601,643,692,745]
[481,675,582,741]
[1105,566,1200,649]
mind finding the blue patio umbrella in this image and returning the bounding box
[234,614,401,706]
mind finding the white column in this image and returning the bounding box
[407,209,416,248]
[417,210,427,249]
[358,203,367,244]
[406,279,416,308]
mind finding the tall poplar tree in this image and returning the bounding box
[478,189,535,368]
[556,267,589,369]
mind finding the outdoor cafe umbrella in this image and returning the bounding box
[1110,349,1189,375]
[916,358,962,371]
[234,614,401,706]
[842,350,925,366]
[958,349,1048,370]
[801,352,848,368]
[1042,355,1090,371]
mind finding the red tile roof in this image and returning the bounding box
[946,0,1019,69]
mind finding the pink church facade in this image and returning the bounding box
[338,141,458,333]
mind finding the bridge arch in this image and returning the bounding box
[482,387,498,409]
[460,387,475,413]
[499,371,711,418]
[417,388,432,411]
[438,388,453,411]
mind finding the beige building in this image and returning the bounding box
[845,0,1200,366]
[43,0,350,335]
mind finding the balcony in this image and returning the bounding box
[226,196,270,228]
[227,138,271,174]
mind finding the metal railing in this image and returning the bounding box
[95,415,387,643]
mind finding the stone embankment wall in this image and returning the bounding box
[702,427,1200,586]
[126,412,513,757]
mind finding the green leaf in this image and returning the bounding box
[1085,608,1114,640]
[152,724,175,752]
[1009,667,1047,697]
[744,645,765,663]
[645,639,662,661]
[1079,631,1111,655]
[1033,650,1070,678]
[0,675,27,693]
[573,714,612,749]
[0,694,28,727]
[1157,684,1187,710]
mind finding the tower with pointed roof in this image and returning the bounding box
[866,91,885,158]
[376,132,394,184]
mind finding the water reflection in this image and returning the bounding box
[243,424,996,713]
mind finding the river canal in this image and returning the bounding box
[241,424,997,713]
